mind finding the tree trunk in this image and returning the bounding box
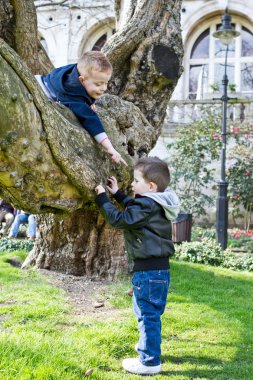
[0,0,183,278]
[23,211,127,279]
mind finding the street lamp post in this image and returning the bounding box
[212,8,240,250]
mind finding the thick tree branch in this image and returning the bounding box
[104,0,183,131]
[1,0,53,74]
[10,0,40,73]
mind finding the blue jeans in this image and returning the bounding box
[8,213,36,238]
[132,270,170,366]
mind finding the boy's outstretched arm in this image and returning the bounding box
[100,138,128,166]
[61,101,127,166]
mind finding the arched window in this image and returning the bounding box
[79,19,115,54]
[40,37,48,53]
[92,34,107,51]
[188,18,253,99]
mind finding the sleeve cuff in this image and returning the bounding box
[113,189,128,203]
[95,192,110,207]
[94,132,108,144]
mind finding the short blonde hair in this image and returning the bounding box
[77,51,112,76]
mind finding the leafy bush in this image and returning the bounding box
[175,238,225,266]
[168,113,253,225]
[227,124,253,230]
[174,238,253,272]
[167,111,221,217]
[192,227,216,241]
[0,237,34,253]
[222,252,253,272]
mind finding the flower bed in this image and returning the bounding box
[192,227,253,252]
[227,229,253,251]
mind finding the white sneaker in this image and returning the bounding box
[122,358,161,375]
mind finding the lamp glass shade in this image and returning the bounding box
[213,29,240,45]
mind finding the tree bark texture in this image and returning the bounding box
[0,0,53,73]
[105,0,183,134]
[23,212,127,279]
[0,0,183,278]
[0,0,15,48]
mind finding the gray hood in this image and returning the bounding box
[143,188,180,221]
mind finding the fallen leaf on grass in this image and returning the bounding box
[93,301,104,308]
[83,368,94,377]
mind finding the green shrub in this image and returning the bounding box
[167,112,221,217]
[174,238,253,272]
[0,237,34,253]
[191,227,216,241]
[223,252,253,272]
[175,238,224,266]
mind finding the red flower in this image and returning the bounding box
[246,170,251,176]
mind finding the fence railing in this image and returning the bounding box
[163,98,253,137]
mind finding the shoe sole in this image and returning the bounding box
[122,358,161,375]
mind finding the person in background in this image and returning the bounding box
[8,211,36,241]
[0,199,15,236]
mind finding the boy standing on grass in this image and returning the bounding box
[95,157,180,375]
[36,51,127,166]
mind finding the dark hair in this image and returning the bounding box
[134,156,170,192]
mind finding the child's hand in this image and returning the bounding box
[109,148,128,167]
[95,185,105,194]
[100,139,128,166]
[90,103,96,112]
[106,176,119,194]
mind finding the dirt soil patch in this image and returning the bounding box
[39,269,128,320]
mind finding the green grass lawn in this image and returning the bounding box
[0,251,253,380]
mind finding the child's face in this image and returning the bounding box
[79,69,112,99]
[131,169,157,196]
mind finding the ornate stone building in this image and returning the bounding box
[36,0,115,67]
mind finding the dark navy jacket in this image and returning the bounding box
[41,64,105,137]
[95,190,175,271]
